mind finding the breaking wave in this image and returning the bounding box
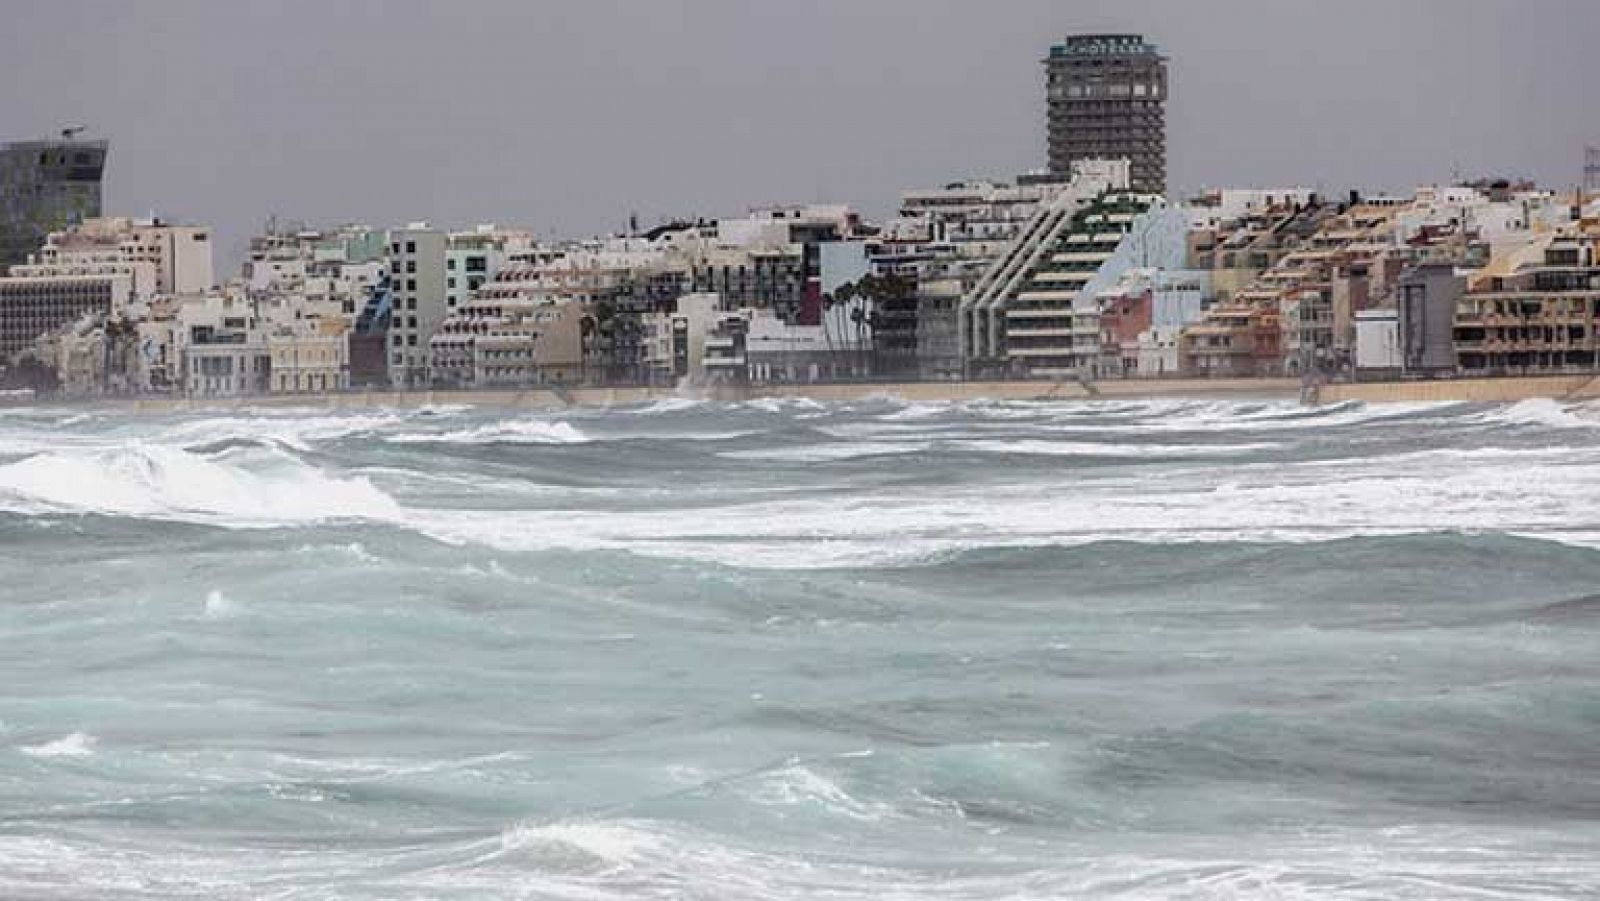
[0,443,400,525]
[385,420,589,445]
[19,732,97,759]
[4,395,1600,899]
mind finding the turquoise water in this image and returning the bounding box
[1,397,1597,899]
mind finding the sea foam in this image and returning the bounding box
[386,420,589,445]
[19,732,97,758]
[0,444,400,525]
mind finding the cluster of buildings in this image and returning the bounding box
[4,35,1600,399]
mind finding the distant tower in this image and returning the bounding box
[1584,145,1600,195]
[1044,34,1168,194]
[0,132,108,272]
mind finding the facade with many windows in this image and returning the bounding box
[1045,34,1167,193]
[0,135,107,273]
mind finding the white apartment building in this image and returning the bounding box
[172,291,271,397]
[387,224,447,387]
[445,224,535,313]
[387,223,534,387]
[0,217,200,362]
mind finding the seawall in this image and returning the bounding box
[92,377,1301,413]
[1319,374,1600,405]
[24,374,1600,413]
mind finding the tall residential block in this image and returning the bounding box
[1045,34,1167,194]
[0,135,108,273]
[387,224,448,388]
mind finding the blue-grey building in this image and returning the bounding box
[0,134,108,273]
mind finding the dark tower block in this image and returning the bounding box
[0,135,108,272]
[1045,34,1167,194]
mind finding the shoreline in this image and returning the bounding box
[8,377,1301,413]
[7,373,1600,413]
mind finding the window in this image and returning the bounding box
[393,334,402,346]
[447,278,456,289]
[405,241,416,254]
[406,261,416,273]
[465,256,487,273]
[407,335,417,346]
[447,258,457,270]
[406,279,416,291]
[408,316,417,328]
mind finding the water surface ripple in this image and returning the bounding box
[1,396,1597,899]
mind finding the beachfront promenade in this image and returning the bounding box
[19,373,1600,413]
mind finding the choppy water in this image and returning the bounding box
[1,395,1598,899]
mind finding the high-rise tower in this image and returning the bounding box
[0,133,108,272]
[1045,34,1167,194]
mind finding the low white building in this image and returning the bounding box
[643,293,721,384]
[268,320,349,394]
[172,292,271,397]
[1354,308,1401,376]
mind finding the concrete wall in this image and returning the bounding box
[70,373,1600,414]
[102,377,1300,414]
[1321,375,1600,404]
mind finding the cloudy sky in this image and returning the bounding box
[4,0,1596,261]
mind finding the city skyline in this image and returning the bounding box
[4,0,1597,261]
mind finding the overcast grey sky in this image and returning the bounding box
[4,0,1597,262]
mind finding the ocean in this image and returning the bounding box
[0,395,1596,899]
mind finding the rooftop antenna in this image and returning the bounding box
[60,125,86,140]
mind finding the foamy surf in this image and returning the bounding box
[3,397,1599,900]
[19,732,97,758]
[385,420,589,445]
[0,443,401,525]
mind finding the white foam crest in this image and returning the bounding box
[414,403,475,416]
[719,441,930,462]
[0,436,55,456]
[0,443,401,525]
[1471,398,1600,430]
[954,439,1281,458]
[386,420,589,446]
[19,731,97,758]
[878,401,955,421]
[417,449,1600,568]
[201,589,236,619]
[0,800,1586,901]
[1090,399,1464,433]
[743,765,898,822]
[293,541,384,564]
[743,396,827,415]
[493,819,678,877]
[418,819,1600,901]
[636,397,707,415]
[151,411,406,451]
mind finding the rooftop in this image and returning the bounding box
[1048,34,1162,60]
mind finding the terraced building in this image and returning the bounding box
[960,159,1184,378]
